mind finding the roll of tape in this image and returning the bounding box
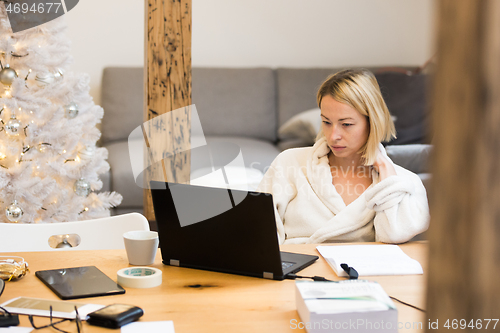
[117,267,162,289]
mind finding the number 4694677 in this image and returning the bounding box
[5,2,62,14]
[443,319,498,330]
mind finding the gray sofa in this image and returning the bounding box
[100,67,432,217]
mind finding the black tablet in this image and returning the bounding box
[35,266,125,300]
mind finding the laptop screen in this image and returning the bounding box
[150,181,285,279]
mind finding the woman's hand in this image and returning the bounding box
[372,149,397,181]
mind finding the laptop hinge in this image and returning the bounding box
[263,272,274,279]
[170,259,180,267]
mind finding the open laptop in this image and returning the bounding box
[150,181,318,280]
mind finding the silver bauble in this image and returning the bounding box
[64,102,79,119]
[35,72,55,86]
[56,239,73,248]
[0,65,18,86]
[5,117,22,136]
[5,200,23,223]
[74,178,91,197]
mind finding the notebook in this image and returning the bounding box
[150,181,318,280]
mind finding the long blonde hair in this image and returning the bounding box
[316,69,396,165]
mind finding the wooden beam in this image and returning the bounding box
[426,0,500,328]
[144,0,192,221]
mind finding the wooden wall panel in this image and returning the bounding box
[427,0,500,329]
[144,0,192,221]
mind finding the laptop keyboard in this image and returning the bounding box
[282,261,294,270]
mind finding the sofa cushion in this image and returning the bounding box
[278,108,321,144]
[385,144,432,174]
[192,68,277,142]
[105,140,145,208]
[194,136,281,174]
[101,67,144,144]
[105,136,280,208]
[375,72,429,145]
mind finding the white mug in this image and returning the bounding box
[123,231,159,265]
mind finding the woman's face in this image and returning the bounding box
[320,95,369,161]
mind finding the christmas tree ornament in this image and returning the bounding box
[0,64,18,86]
[5,200,23,223]
[64,102,78,119]
[74,178,91,197]
[55,238,73,248]
[5,116,22,136]
[35,72,55,86]
[79,145,95,160]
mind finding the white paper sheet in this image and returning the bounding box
[0,328,33,332]
[316,244,423,276]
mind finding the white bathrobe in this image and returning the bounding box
[257,138,430,244]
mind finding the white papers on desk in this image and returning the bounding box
[316,244,423,277]
[0,328,33,332]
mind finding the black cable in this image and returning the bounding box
[285,273,332,281]
[389,296,426,313]
[286,274,425,312]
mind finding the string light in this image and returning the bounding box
[78,207,89,215]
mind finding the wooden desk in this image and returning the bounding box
[1,243,427,332]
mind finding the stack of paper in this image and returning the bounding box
[316,245,423,277]
[295,280,397,333]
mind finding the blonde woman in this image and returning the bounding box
[258,69,429,244]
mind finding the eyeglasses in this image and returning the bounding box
[28,305,81,333]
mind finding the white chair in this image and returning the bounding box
[0,213,149,252]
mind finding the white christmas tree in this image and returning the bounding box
[0,7,122,223]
